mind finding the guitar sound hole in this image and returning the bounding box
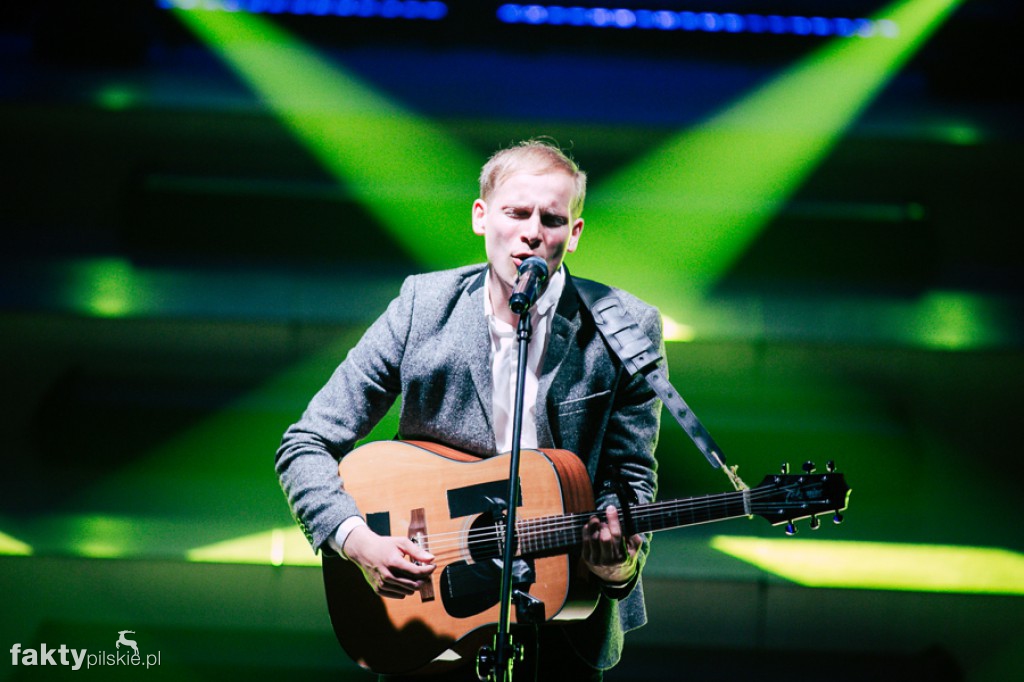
[467,509,511,563]
[438,510,535,619]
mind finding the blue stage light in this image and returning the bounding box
[159,0,447,20]
[723,13,744,34]
[523,5,547,25]
[493,4,898,39]
[749,15,765,34]
[159,1,894,38]
[655,10,678,30]
[546,6,569,25]
[613,9,635,29]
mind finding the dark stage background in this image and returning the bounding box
[1,2,1021,680]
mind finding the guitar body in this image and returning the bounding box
[322,440,599,675]
[321,440,853,675]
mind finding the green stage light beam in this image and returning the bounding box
[171,7,482,270]
[63,257,142,319]
[906,290,1007,350]
[59,326,401,559]
[712,536,1024,595]
[187,525,320,567]
[0,529,32,556]
[573,0,964,319]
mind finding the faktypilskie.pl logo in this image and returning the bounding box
[9,630,161,670]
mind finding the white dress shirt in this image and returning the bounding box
[484,266,565,454]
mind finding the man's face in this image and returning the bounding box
[472,170,584,298]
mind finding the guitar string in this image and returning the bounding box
[410,486,823,561]
[419,487,810,555]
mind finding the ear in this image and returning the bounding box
[471,199,487,236]
[565,218,584,254]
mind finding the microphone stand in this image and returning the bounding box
[480,310,533,682]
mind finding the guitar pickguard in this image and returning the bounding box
[439,476,537,617]
[440,557,536,618]
[446,477,522,518]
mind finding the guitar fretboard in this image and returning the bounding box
[517,489,750,556]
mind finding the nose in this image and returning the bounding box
[520,213,541,247]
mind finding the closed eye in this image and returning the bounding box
[541,213,568,228]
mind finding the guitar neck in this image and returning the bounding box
[519,489,749,556]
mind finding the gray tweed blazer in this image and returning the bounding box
[275,263,663,669]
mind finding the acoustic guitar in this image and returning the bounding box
[322,440,851,675]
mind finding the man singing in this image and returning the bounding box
[276,139,664,680]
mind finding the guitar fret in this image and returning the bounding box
[514,480,844,559]
[519,491,754,557]
[634,491,748,534]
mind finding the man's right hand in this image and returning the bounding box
[341,524,435,599]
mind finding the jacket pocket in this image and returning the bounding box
[556,389,612,417]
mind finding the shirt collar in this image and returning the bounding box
[484,266,566,321]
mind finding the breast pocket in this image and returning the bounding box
[552,389,613,456]
[556,389,612,417]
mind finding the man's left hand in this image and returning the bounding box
[581,505,643,586]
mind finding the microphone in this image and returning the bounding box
[508,256,549,315]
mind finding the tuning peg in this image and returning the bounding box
[802,461,816,474]
[826,460,836,473]
[833,511,844,525]
[780,463,790,474]
[810,515,821,530]
[785,521,797,536]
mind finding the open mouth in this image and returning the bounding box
[511,253,536,269]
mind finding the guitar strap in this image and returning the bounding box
[574,277,735,479]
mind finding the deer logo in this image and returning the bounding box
[116,630,139,658]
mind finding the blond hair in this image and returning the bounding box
[479,139,587,218]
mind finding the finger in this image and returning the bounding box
[387,563,435,586]
[602,508,628,561]
[377,586,410,599]
[601,541,626,565]
[380,574,423,596]
[372,560,426,589]
[387,548,435,578]
[581,521,621,566]
[604,505,624,540]
[383,582,418,596]
[397,537,435,565]
[396,559,436,578]
[580,517,603,564]
[592,509,620,562]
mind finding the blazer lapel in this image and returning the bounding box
[457,270,496,450]
[536,275,583,448]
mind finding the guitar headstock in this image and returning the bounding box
[750,461,851,534]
